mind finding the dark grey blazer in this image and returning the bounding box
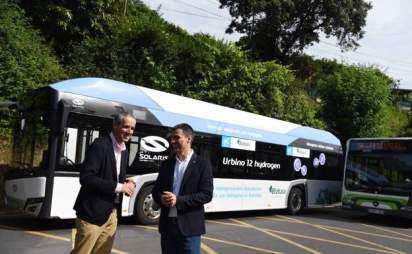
[73,135,127,226]
[152,153,214,236]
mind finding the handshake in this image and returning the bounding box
[121,179,136,197]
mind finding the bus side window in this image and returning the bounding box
[309,152,341,181]
[59,127,100,170]
[57,113,111,171]
[196,143,218,175]
[192,134,220,176]
[128,135,140,168]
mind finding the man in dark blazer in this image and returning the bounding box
[71,113,136,254]
[152,123,214,254]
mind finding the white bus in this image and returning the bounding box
[342,138,412,218]
[4,78,343,224]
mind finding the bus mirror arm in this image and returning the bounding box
[58,101,71,133]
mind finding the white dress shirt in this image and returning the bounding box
[110,133,125,193]
[168,149,194,217]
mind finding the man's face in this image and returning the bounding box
[113,116,136,143]
[170,128,191,155]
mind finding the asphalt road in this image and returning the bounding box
[0,208,411,254]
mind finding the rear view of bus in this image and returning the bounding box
[342,138,412,218]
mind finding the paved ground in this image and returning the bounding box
[0,208,411,254]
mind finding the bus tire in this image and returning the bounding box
[287,187,304,215]
[134,186,160,225]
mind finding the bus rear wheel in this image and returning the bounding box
[134,186,160,225]
[287,187,304,215]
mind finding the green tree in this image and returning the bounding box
[378,105,409,137]
[68,11,324,128]
[186,40,325,128]
[0,0,65,158]
[17,0,325,130]
[18,0,132,60]
[389,91,412,137]
[316,64,396,144]
[219,0,371,62]
[66,4,181,92]
[0,0,65,103]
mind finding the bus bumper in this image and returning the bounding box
[342,202,412,219]
[4,177,46,216]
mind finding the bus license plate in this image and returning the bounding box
[368,208,384,215]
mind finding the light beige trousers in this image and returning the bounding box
[71,209,117,254]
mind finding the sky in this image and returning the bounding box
[142,0,412,90]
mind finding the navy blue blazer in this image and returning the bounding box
[73,135,128,226]
[152,153,214,236]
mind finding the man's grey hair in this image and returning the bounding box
[113,112,135,126]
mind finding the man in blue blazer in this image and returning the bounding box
[71,113,136,254]
[152,123,214,254]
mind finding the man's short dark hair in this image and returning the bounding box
[172,123,194,141]
[113,112,135,126]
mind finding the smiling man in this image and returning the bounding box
[152,123,214,254]
[72,113,136,254]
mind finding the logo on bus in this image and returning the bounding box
[72,98,85,107]
[221,136,256,151]
[141,136,169,153]
[269,186,286,195]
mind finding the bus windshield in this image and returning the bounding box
[12,106,49,172]
[345,140,412,196]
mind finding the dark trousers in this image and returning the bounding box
[160,218,201,254]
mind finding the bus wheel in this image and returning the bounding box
[134,186,160,225]
[287,187,304,215]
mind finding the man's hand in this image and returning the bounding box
[161,191,177,207]
[121,181,136,196]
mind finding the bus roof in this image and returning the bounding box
[50,78,341,152]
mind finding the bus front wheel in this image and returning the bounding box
[287,187,304,215]
[134,186,160,225]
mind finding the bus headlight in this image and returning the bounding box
[342,198,355,208]
[24,197,44,214]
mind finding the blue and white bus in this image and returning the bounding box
[4,78,343,224]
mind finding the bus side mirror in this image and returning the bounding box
[20,118,26,131]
